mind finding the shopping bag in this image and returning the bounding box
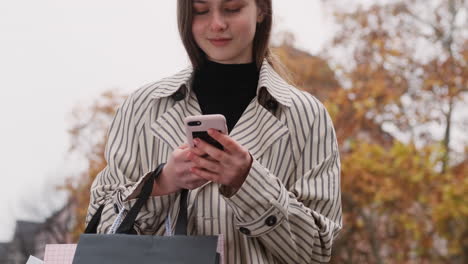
[73,234,220,264]
[43,244,76,264]
[72,164,223,264]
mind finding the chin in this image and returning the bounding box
[206,54,236,63]
[209,57,234,63]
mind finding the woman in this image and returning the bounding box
[86,0,342,263]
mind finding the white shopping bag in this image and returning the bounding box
[26,255,43,264]
[43,244,77,264]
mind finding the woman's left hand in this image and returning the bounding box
[187,129,253,192]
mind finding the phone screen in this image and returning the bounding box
[192,131,224,150]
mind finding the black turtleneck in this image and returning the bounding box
[193,60,259,132]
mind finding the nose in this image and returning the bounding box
[210,12,227,32]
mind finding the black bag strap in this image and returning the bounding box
[174,189,188,235]
[84,204,105,234]
[116,163,165,234]
[84,163,190,235]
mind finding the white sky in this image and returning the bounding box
[0,0,333,241]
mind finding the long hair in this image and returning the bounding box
[176,0,290,81]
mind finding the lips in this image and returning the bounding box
[209,38,232,47]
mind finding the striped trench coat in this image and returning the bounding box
[86,59,342,263]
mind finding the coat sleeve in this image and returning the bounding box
[85,94,178,235]
[221,101,342,263]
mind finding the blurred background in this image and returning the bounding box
[0,0,466,263]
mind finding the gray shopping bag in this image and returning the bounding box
[72,234,220,264]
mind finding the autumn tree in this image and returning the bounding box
[315,0,468,263]
[325,0,467,166]
[63,90,126,241]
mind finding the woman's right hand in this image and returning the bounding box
[152,144,209,196]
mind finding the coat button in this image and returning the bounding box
[239,227,251,235]
[265,215,277,226]
[171,90,185,101]
[266,100,278,111]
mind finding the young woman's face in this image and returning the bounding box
[192,0,263,64]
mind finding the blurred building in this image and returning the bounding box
[0,199,75,263]
[0,242,10,263]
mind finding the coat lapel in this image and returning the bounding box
[231,59,292,159]
[230,98,289,160]
[149,92,202,151]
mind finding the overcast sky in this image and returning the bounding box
[0,0,335,241]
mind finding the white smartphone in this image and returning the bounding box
[184,114,228,150]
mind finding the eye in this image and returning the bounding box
[193,3,208,15]
[194,10,209,15]
[225,8,241,13]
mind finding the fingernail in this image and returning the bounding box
[207,129,214,134]
[194,138,200,145]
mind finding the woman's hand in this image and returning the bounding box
[187,129,253,194]
[152,144,209,196]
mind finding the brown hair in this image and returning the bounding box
[176,0,291,82]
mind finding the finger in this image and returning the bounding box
[179,143,189,149]
[207,129,240,153]
[176,148,195,162]
[188,151,221,172]
[189,148,217,162]
[190,146,207,156]
[193,138,227,163]
[191,167,220,183]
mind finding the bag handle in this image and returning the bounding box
[84,204,105,234]
[174,189,188,235]
[84,163,189,235]
[115,163,166,234]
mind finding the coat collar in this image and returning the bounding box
[149,58,291,172]
[149,59,292,108]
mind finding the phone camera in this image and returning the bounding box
[188,121,202,126]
